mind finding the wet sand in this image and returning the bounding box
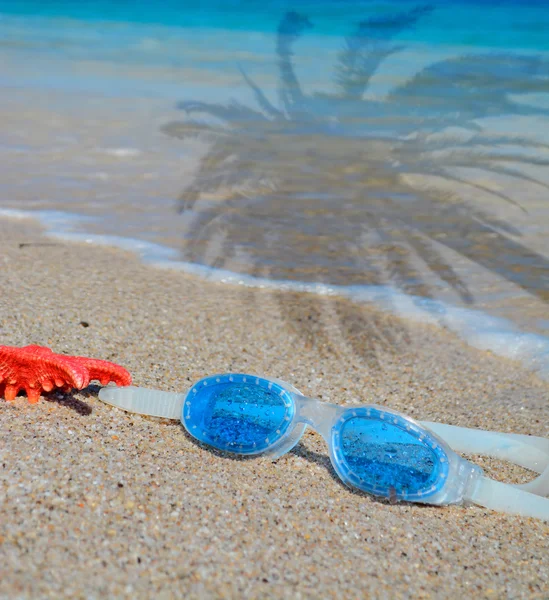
[0,216,548,599]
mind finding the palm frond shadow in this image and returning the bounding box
[163,7,549,369]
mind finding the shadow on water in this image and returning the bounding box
[162,7,549,370]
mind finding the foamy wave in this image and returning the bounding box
[98,148,142,158]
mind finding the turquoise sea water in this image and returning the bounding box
[1,1,549,379]
[2,0,549,48]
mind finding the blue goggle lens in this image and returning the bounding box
[183,376,294,454]
[338,416,443,499]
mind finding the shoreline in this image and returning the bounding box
[1,216,548,598]
[3,207,549,385]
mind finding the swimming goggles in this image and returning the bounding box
[98,373,549,520]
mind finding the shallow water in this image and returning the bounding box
[1,1,549,378]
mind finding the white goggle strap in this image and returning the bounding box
[422,421,549,520]
[98,386,184,420]
[467,476,549,521]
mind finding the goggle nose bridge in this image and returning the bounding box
[294,394,345,439]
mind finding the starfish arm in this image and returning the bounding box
[0,345,90,403]
[21,346,91,389]
[74,356,132,387]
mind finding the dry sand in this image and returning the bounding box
[0,217,548,599]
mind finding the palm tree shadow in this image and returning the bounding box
[163,7,549,368]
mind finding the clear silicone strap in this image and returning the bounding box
[422,422,549,518]
[422,421,549,496]
[98,386,184,420]
[520,466,549,495]
[421,421,549,473]
[468,476,549,521]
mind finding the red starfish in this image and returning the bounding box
[0,345,132,403]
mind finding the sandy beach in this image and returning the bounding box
[0,216,548,599]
